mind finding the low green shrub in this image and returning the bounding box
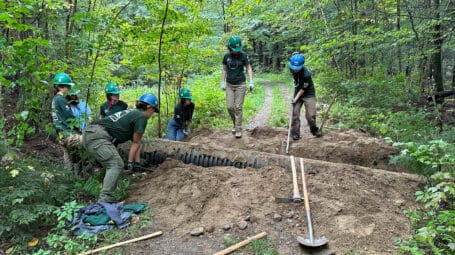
[0,158,77,245]
[392,140,455,255]
[32,200,98,255]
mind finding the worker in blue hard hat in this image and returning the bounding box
[82,93,159,203]
[289,53,322,139]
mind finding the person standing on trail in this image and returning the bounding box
[82,94,159,203]
[52,72,76,137]
[221,35,254,138]
[289,53,322,139]
[165,88,195,141]
[99,82,128,118]
[67,89,93,132]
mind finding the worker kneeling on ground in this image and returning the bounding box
[165,88,194,141]
[82,93,159,203]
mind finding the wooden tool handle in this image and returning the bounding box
[213,232,267,255]
[78,231,163,255]
[300,158,310,210]
[290,155,300,198]
[319,92,337,132]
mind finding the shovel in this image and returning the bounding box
[285,103,293,154]
[297,158,329,247]
[275,155,302,203]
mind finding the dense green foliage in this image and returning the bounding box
[392,141,454,254]
[1,0,454,254]
[0,157,84,244]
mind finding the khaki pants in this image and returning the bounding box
[61,134,82,175]
[82,125,124,203]
[291,97,317,136]
[226,82,246,132]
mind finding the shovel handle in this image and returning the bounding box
[300,158,314,241]
[290,156,300,199]
[300,158,310,210]
[286,103,293,154]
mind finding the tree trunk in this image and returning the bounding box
[65,0,73,60]
[259,41,266,67]
[397,0,402,73]
[158,0,170,137]
[350,0,358,78]
[431,0,444,103]
[452,64,455,89]
[221,0,229,33]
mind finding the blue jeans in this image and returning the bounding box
[165,119,186,141]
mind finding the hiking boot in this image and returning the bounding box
[292,134,301,140]
[310,126,323,138]
[235,131,242,138]
[232,128,235,134]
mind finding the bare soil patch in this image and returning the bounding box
[188,127,406,172]
[122,127,421,254]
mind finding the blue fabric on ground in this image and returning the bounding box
[67,202,148,236]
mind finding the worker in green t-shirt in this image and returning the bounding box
[221,36,254,138]
[99,82,128,118]
[51,72,84,174]
[83,93,159,203]
[51,72,76,137]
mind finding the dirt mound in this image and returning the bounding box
[188,127,406,172]
[127,158,422,254]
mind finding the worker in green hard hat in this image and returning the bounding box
[51,72,83,174]
[99,82,128,118]
[51,72,76,136]
[221,35,254,139]
[165,88,195,141]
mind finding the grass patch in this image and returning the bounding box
[222,234,278,255]
[267,82,290,127]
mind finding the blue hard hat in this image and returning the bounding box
[289,53,305,71]
[139,93,159,113]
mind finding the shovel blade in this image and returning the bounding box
[297,235,329,247]
[274,196,303,203]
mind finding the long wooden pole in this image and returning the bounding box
[319,92,337,133]
[78,231,163,255]
[213,231,267,255]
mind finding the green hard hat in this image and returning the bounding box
[105,82,121,95]
[52,73,74,87]
[179,88,193,99]
[228,36,243,52]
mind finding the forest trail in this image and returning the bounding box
[126,125,421,254]
[247,81,309,132]
[247,83,273,129]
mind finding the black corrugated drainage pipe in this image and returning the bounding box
[118,138,292,169]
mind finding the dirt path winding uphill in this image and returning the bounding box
[247,82,273,129]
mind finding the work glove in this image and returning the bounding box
[182,128,190,136]
[249,80,254,92]
[220,81,226,91]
